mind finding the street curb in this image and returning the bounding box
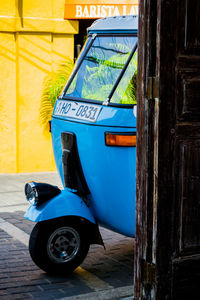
[60,285,133,300]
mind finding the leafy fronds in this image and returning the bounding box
[39,58,74,131]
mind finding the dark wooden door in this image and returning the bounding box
[134,0,200,299]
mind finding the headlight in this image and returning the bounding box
[25,182,38,205]
[25,182,61,206]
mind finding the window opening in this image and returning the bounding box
[65,35,137,104]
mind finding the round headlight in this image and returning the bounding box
[24,181,61,207]
[25,182,38,205]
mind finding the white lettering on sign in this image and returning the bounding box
[75,5,138,18]
[76,5,82,18]
[90,5,96,18]
[123,5,127,15]
[113,6,120,16]
[107,6,114,16]
[83,6,89,18]
[130,5,138,15]
[101,5,107,17]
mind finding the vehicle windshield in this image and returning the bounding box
[110,50,137,105]
[64,35,137,104]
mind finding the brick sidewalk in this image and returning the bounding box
[0,173,134,299]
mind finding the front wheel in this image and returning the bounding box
[29,219,90,275]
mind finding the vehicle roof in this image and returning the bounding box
[88,15,138,34]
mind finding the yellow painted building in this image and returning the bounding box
[0,0,138,173]
[0,0,78,173]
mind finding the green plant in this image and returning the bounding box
[39,58,74,131]
[112,52,137,105]
[82,48,137,104]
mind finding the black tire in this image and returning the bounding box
[29,218,90,275]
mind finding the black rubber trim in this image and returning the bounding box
[62,37,95,96]
[106,42,138,103]
[61,132,89,196]
[60,96,135,108]
[62,32,137,108]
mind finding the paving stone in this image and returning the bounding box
[1,293,30,300]
[0,173,134,299]
[7,285,43,294]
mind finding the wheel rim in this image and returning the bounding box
[47,226,81,263]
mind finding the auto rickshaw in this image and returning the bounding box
[24,15,138,274]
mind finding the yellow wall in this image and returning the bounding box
[0,0,78,173]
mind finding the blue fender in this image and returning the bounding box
[24,189,96,224]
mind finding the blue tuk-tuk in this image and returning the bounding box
[24,15,138,274]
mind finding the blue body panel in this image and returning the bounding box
[25,16,138,239]
[24,189,96,224]
[51,103,136,237]
[88,15,138,34]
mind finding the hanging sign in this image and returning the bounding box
[64,0,139,19]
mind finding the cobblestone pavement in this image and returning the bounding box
[0,173,134,300]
